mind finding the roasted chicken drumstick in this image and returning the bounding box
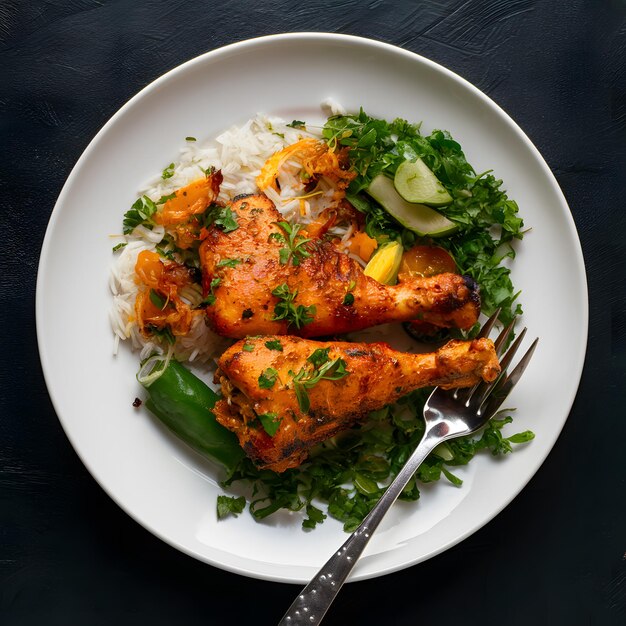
[200,194,480,339]
[214,336,500,472]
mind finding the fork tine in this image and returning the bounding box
[477,307,501,339]
[480,337,539,418]
[456,308,501,401]
[469,328,528,407]
[461,308,505,403]
[493,316,517,356]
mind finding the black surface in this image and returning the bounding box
[1,1,625,624]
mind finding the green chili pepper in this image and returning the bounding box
[139,359,245,472]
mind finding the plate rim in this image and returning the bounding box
[36,32,589,583]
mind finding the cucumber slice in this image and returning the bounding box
[366,175,457,237]
[394,158,453,206]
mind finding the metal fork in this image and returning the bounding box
[279,310,538,625]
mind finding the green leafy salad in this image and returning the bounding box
[129,109,532,531]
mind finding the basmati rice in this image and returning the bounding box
[109,112,349,363]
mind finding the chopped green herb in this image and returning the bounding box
[157,193,177,204]
[200,277,221,307]
[258,367,279,390]
[216,258,242,268]
[287,120,306,128]
[155,244,175,261]
[290,349,349,413]
[112,242,127,252]
[149,289,168,310]
[258,412,281,437]
[122,195,158,234]
[342,293,355,306]
[147,325,175,344]
[217,495,246,519]
[201,204,239,233]
[307,347,331,368]
[269,221,313,266]
[161,162,175,179]
[185,136,197,142]
[242,342,255,352]
[302,503,327,530]
[271,284,316,329]
[264,339,283,351]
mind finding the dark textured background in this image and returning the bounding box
[1,1,625,624]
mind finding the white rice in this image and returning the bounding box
[109,111,350,363]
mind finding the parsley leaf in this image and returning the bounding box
[149,289,168,310]
[157,192,177,204]
[258,412,281,437]
[201,204,239,233]
[161,162,175,179]
[122,195,158,234]
[269,221,313,266]
[271,284,316,328]
[200,277,221,307]
[216,258,242,268]
[216,495,246,519]
[290,350,349,413]
[146,325,175,344]
[302,503,327,530]
[258,367,278,390]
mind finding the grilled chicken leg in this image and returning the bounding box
[214,335,500,472]
[199,195,480,339]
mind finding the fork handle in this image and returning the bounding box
[278,425,448,625]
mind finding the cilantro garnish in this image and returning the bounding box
[216,258,242,268]
[161,162,175,179]
[290,348,349,413]
[257,412,281,437]
[146,325,175,344]
[122,195,158,234]
[258,367,278,390]
[264,339,283,351]
[200,277,221,307]
[155,244,175,261]
[302,504,327,530]
[216,495,246,519]
[201,204,239,233]
[157,192,177,205]
[287,120,306,128]
[271,284,316,328]
[149,289,168,310]
[269,221,313,266]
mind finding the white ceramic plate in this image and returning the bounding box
[36,33,587,583]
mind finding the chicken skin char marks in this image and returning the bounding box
[213,336,500,473]
[199,194,480,339]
